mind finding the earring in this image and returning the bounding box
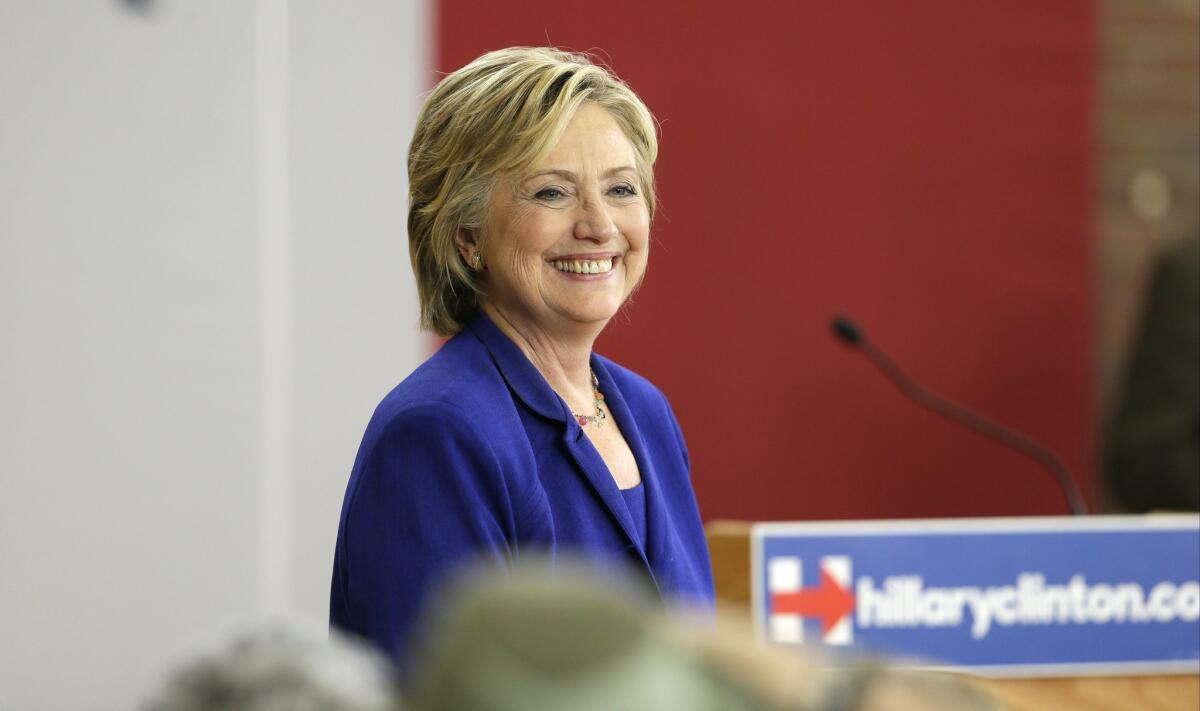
[471,251,482,270]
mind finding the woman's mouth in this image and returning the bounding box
[551,257,615,275]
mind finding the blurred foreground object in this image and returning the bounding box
[406,564,767,711]
[405,562,1000,711]
[141,625,401,711]
[1105,235,1200,512]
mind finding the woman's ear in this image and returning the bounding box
[454,228,483,271]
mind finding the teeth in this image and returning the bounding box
[552,258,613,274]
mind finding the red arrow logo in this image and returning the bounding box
[770,568,856,635]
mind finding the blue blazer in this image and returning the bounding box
[330,311,714,667]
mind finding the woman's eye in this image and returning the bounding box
[535,187,566,201]
[610,184,638,197]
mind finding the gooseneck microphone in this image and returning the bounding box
[831,314,1088,516]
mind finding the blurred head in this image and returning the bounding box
[405,561,776,711]
[408,47,658,336]
[141,625,402,711]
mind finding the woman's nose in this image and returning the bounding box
[573,198,619,242]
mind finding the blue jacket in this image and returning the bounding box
[330,311,715,667]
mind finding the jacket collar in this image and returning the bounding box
[465,310,569,422]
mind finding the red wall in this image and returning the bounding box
[438,2,1096,520]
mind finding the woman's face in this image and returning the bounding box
[472,102,650,338]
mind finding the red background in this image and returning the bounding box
[438,1,1096,520]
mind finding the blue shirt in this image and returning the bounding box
[621,482,647,547]
[329,311,715,668]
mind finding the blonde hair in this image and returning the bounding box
[408,47,659,336]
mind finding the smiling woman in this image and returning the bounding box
[329,47,714,673]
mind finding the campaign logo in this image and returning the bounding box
[766,556,1200,646]
[767,555,856,645]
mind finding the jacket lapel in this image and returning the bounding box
[560,421,648,571]
[591,359,666,590]
[466,313,647,564]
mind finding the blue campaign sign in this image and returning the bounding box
[751,515,1200,676]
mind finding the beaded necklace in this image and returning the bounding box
[573,369,606,427]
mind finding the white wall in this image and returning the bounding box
[0,3,426,709]
[288,0,429,624]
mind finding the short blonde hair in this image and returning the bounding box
[408,47,659,336]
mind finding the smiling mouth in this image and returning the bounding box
[551,257,615,275]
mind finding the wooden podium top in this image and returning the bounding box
[706,520,1199,711]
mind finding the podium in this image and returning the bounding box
[707,520,1200,711]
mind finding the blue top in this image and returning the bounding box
[329,311,715,668]
[621,482,647,547]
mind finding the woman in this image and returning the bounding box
[330,47,714,668]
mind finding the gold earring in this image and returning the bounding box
[472,251,482,269]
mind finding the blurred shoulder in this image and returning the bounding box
[1151,234,1199,291]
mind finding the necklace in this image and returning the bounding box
[573,369,606,428]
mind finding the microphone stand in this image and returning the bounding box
[833,315,1088,516]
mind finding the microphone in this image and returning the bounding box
[831,314,1088,516]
